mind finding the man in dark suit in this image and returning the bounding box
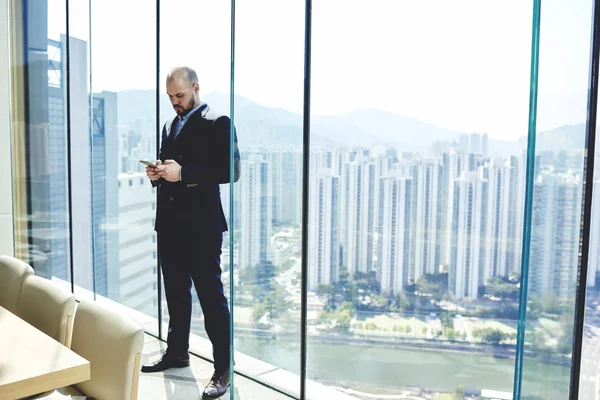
[142,66,240,399]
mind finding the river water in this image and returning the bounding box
[234,335,570,399]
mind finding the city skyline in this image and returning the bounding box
[226,142,591,302]
[98,72,594,303]
[38,44,593,305]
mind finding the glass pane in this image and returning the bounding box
[581,116,600,397]
[580,110,600,397]
[88,0,158,328]
[158,0,231,366]
[309,1,534,398]
[0,0,11,258]
[67,0,92,297]
[232,0,305,395]
[521,0,594,399]
[522,0,596,399]
[9,0,72,284]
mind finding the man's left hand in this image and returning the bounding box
[157,159,181,182]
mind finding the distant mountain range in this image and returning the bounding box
[535,124,586,152]
[115,89,587,155]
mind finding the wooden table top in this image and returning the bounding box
[0,305,90,399]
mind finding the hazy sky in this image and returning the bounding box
[48,0,594,140]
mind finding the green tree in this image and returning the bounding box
[482,329,506,345]
[336,269,350,292]
[416,273,449,300]
[499,303,519,319]
[252,303,267,322]
[525,330,546,353]
[334,269,358,304]
[404,294,416,312]
[508,270,520,282]
[542,294,562,315]
[317,310,332,325]
[339,301,356,314]
[319,301,357,333]
[390,292,413,313]
[486,276,519,300]
[316,283,336,310]
[446,328,458,340]
[454,385,464,400]
[440,311,455,330]
[263,284,291,320]
[336,310,353,332]
[528,295,543,321]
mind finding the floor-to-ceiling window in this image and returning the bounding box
[87,0,159,330]
[7,0,600,398]
[158,0,232,362]
[306,1,537,397]
[10,0,71,284]
[230,0,305,395]
[519,0,595,398]
[8,0,160,331]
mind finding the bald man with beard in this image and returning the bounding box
[142,66,240,399]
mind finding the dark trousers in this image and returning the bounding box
[158,230,231,372]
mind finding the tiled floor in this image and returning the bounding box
[140,334,293,400]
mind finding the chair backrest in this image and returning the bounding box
[18,275,76,347]
[0,255,34,314]
[71,300,145,400]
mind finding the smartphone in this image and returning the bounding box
[140,160,158,168]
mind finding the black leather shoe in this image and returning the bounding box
[141,351,190,373]
[202,370,230,399]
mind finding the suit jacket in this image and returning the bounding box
[153,108,240,234]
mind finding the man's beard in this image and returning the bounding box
[176,97,196,116]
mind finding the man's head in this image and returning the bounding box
[166,66,200,117]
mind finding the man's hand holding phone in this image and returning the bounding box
[144,160,162,181]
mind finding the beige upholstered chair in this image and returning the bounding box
[18,275,76,347]
[0,255,34,314]
[40,300,145,400]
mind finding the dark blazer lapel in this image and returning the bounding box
[173,109,207,142]
[160,118,177,154]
